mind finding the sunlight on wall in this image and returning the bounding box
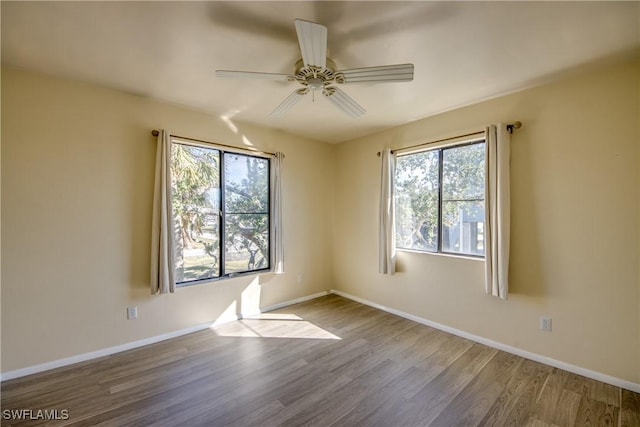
[220,111,239,134]
[219,111,256,149]
[213,300,238,326]
[240,277,262,318]
[241,135,255,147]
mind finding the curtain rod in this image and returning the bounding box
[151,129,279,157]
[376,121,522,157]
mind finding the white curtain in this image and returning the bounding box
[379,148,397,275]
[485,124,511,299]
[271,152,285,274]
[150,130,176,294]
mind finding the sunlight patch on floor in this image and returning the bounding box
[248,313,302,320]
[211,315,341,340]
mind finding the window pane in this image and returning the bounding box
[442,143,485,256]
[171,143,221,282]
[225,213,269,273]
[224,153,270,274]
[224,154,269,214]
[442,143,485,200]
[395,151,439,251]
[442,201,484,255]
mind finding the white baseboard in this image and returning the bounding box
[260,290,331,313]
[0,322,215,382]
[5,288,637,393]
[0,290,331,382]
[330,289,640,393]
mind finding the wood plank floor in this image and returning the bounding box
[2,294,639,426]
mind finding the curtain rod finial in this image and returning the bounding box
[506,121,522,134]
[151,130,159,137]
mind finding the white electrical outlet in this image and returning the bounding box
[127,306,138,320]
[298,274,303,284]
[540,316,552,332]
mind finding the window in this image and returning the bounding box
[395,140,485,257]
[171,139,270,285]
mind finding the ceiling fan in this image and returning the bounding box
[216,19,414,118]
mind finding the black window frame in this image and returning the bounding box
[171,139,272,287]
[395,138,486,258]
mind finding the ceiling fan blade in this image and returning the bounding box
[324,87,366,118]
[294,19,327,69]
[216,70,291,80]
[270,90,306,118]
[337,64,414,84]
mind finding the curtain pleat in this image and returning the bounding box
[271,152,285,274]
[379,148,397,275]
[150,130,176,294]
[485,124,511,299]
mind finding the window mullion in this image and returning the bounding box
[219,151,226,277]
[437,148,444,253]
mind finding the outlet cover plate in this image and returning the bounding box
[540,316,552,332]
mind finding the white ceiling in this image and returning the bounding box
[2,1,639,143]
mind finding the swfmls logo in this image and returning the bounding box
[2,409,70,421]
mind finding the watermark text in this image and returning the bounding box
[2,409,70,421]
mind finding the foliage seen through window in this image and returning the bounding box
[395,141,485,257]
[171,142,270,284]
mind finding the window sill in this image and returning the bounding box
[396,248,484,262]
[176,268,271,289]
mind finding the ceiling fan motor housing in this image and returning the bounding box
[292,58,342,90]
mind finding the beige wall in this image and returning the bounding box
[1,67,334,372]
[333,59,640,384]
[2,59,639,386]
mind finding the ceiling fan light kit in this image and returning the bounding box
[216,19,414,118]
